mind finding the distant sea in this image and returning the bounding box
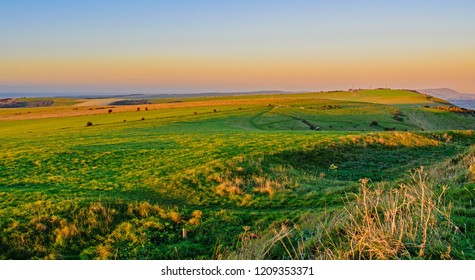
[0,92,119,98]
[1,92,61,98]
[450,100,475,110]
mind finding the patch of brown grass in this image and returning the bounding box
[216,178,244,196]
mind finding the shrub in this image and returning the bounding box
[188,210,203,226]
[169,211,182,223]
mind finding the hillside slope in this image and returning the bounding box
[0,89,474,259]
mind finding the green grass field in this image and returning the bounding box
[1,89,474,259]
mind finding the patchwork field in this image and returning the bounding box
[1,89,474,259]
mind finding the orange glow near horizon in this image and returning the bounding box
[2,47,474,93]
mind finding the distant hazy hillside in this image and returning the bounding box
[0,98,54,108]
[419,88,475,109]
[104,90,290,100]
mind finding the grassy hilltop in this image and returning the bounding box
[0,89,474,259]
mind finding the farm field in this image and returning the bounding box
[1,89,474,259]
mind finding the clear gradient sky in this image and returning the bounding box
[1,0,474,95]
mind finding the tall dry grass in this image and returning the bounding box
[226,167,461,260]
[342,168,455,259]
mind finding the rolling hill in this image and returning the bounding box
[0,89,474,260]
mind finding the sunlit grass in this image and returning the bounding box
[0,89,474,259]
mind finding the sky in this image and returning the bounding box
[1,0,474,95]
